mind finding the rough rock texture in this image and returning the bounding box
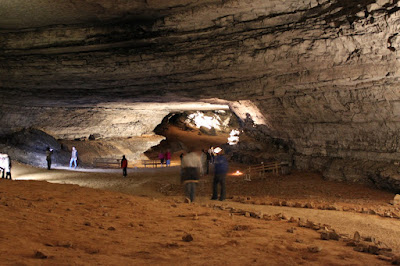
[0,101,229,139]
[2,0,400,190]
[1,104,167,139]
[0,129,70,168]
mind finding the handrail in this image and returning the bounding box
[244,161,282,181]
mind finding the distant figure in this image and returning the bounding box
[121,155,128,177]
[165,150,171,167]
[202,149,210,175]
[0,154,11,179]
[69,147,78,169]
[158,152,165,166]
[211,147,228,201]
[180,153,184,162]
[180,150,203,203]
[5,155,11,180]
[0,154,7,179]
[46,147,53,170]
[208,146,215,163]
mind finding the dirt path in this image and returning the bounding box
[209,200,400,253]
[0,178,390,266]
[10,161,400,255]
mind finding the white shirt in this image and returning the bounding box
[181,152,203,174]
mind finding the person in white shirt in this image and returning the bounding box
[69,147,78,169]
[180,150,204,202]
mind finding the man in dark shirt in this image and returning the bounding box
[211,147,228,201]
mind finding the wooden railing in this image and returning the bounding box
[244,161,282,181]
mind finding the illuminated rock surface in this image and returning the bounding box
[1,0,400,190]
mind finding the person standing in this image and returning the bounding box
[69,147,78,169]
[46,147,53,170]
[165,150,171,167]
[4,155,12,180]
[158,152,165,166]
[211,147,228,201]
[180,150,203,203]
[121,155,128,177]
[208,146,215,163]
[202,149,210,175]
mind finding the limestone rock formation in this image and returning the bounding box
[2,0,400,190]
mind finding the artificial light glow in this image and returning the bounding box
[231,170,243,176]
[228,129,240,145]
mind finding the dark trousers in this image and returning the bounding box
[123,167,127,177]
[5,172,11,180]
[212,174,226,201]
[185,182,197,202]
[47,159,51,170]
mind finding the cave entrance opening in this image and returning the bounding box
[144,108,242,165]
[142,99,292,169]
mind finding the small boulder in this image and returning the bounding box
[320,231,330,240]
[328,231,340,241]
[298,218,307,227]
[353,231,361,242]
[88,133,101,140]
[368,244,380,255]
[34,251,48,259]
[346,241,357,247]
[308,246,322,253]
[84,221,91,226]
[393,194,400,205]
[182,234,193,242]
[353,242,369,253]
[304,202,314,208]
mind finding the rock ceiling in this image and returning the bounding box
[0,0,196,30]
[2,0,400,189]
[1,0,391,102]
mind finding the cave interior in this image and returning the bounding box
[2,0,400,191]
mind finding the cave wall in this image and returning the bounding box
[1,0,400,189]
[0,104,168,139]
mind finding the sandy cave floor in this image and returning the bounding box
[1,162,400,265]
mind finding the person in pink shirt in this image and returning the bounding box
[158,152,165,166]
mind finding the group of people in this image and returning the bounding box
[158,150,172,167]
[181,146,228,203]
[45,146,78,170]
[46,146,130,177]
[44,145,228,203]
